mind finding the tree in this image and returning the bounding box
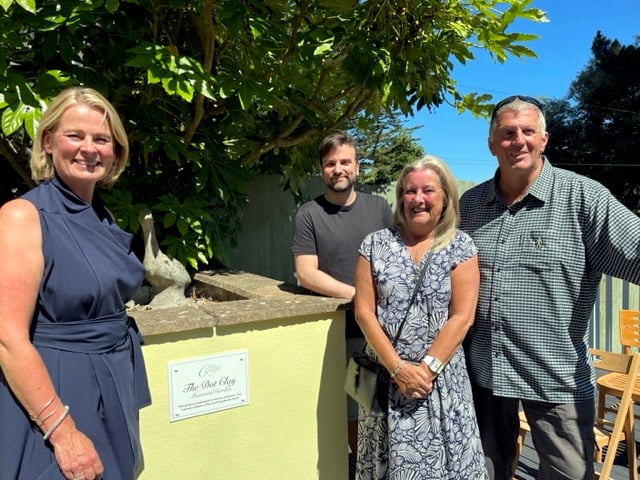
[350,112,425,186]
[544,32,640,213]
[0,0,547,268]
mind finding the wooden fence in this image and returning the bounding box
[591,276,640,352]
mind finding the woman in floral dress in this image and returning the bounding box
[353,156,488,479]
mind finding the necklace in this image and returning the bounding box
[406,236,433,264]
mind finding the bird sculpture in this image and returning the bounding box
[138,208,192,308]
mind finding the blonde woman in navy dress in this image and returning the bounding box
[354,156,487,479]
[0,87,150,480]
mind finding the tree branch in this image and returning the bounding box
[0,137,33,188]
[184,0,215,142]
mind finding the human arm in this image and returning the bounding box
[587,188,640,284]
[353,255,432,399]
[294,254,356,299]
[0,199,103,480]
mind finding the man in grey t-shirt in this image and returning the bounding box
[291,131,393,464]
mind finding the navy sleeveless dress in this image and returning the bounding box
[0,176,151,480]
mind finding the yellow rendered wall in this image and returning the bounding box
[138,313,347,480]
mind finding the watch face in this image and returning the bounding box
[425,355,442,374]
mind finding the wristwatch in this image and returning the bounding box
[422,355,444,376]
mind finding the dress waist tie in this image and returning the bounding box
[32,313,151,470]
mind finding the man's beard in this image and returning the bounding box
[325,177,354,192]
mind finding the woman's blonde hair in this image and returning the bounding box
[30,87,129,188]
[393,155,460,251]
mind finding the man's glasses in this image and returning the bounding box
[491,95,544,120]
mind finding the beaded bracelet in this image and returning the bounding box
[43,405,70,441]
[390,360,407,379]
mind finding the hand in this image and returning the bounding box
[393,362,433,399]
[49,419,104,480]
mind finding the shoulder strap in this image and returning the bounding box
[391,249,434,346]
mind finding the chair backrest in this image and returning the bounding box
[591,347,640,479]
[619,309,640,354]
[591,347,638,375]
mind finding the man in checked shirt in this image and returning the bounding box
[459,95,640,480]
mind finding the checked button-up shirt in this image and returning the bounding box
[460,158,640,403]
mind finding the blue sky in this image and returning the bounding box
[405,0,640,183]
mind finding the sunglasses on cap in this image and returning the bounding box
[491,95,544,120]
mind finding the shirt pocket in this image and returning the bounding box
[517,230,560,272]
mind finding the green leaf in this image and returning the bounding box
[22,105,40,139]
[314,42,333,56]
[1,104,25,136]
[176,216,188,235]
[105,0,119,14]
[15,0,36,14]
[163,211,177,228]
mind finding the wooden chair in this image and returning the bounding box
[514,410,530,478]
[619,310,640,354]
[597,310,640,424]
[515,348,640,480]
[592,348,639,479]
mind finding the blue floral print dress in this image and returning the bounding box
[356,226,488,480]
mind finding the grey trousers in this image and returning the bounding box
[471,383,595,480]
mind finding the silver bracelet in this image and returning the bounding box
[30,394,57,422]
[390,360,407,379]
[43,405,70,441]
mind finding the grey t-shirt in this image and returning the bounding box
[292,192,393,335]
